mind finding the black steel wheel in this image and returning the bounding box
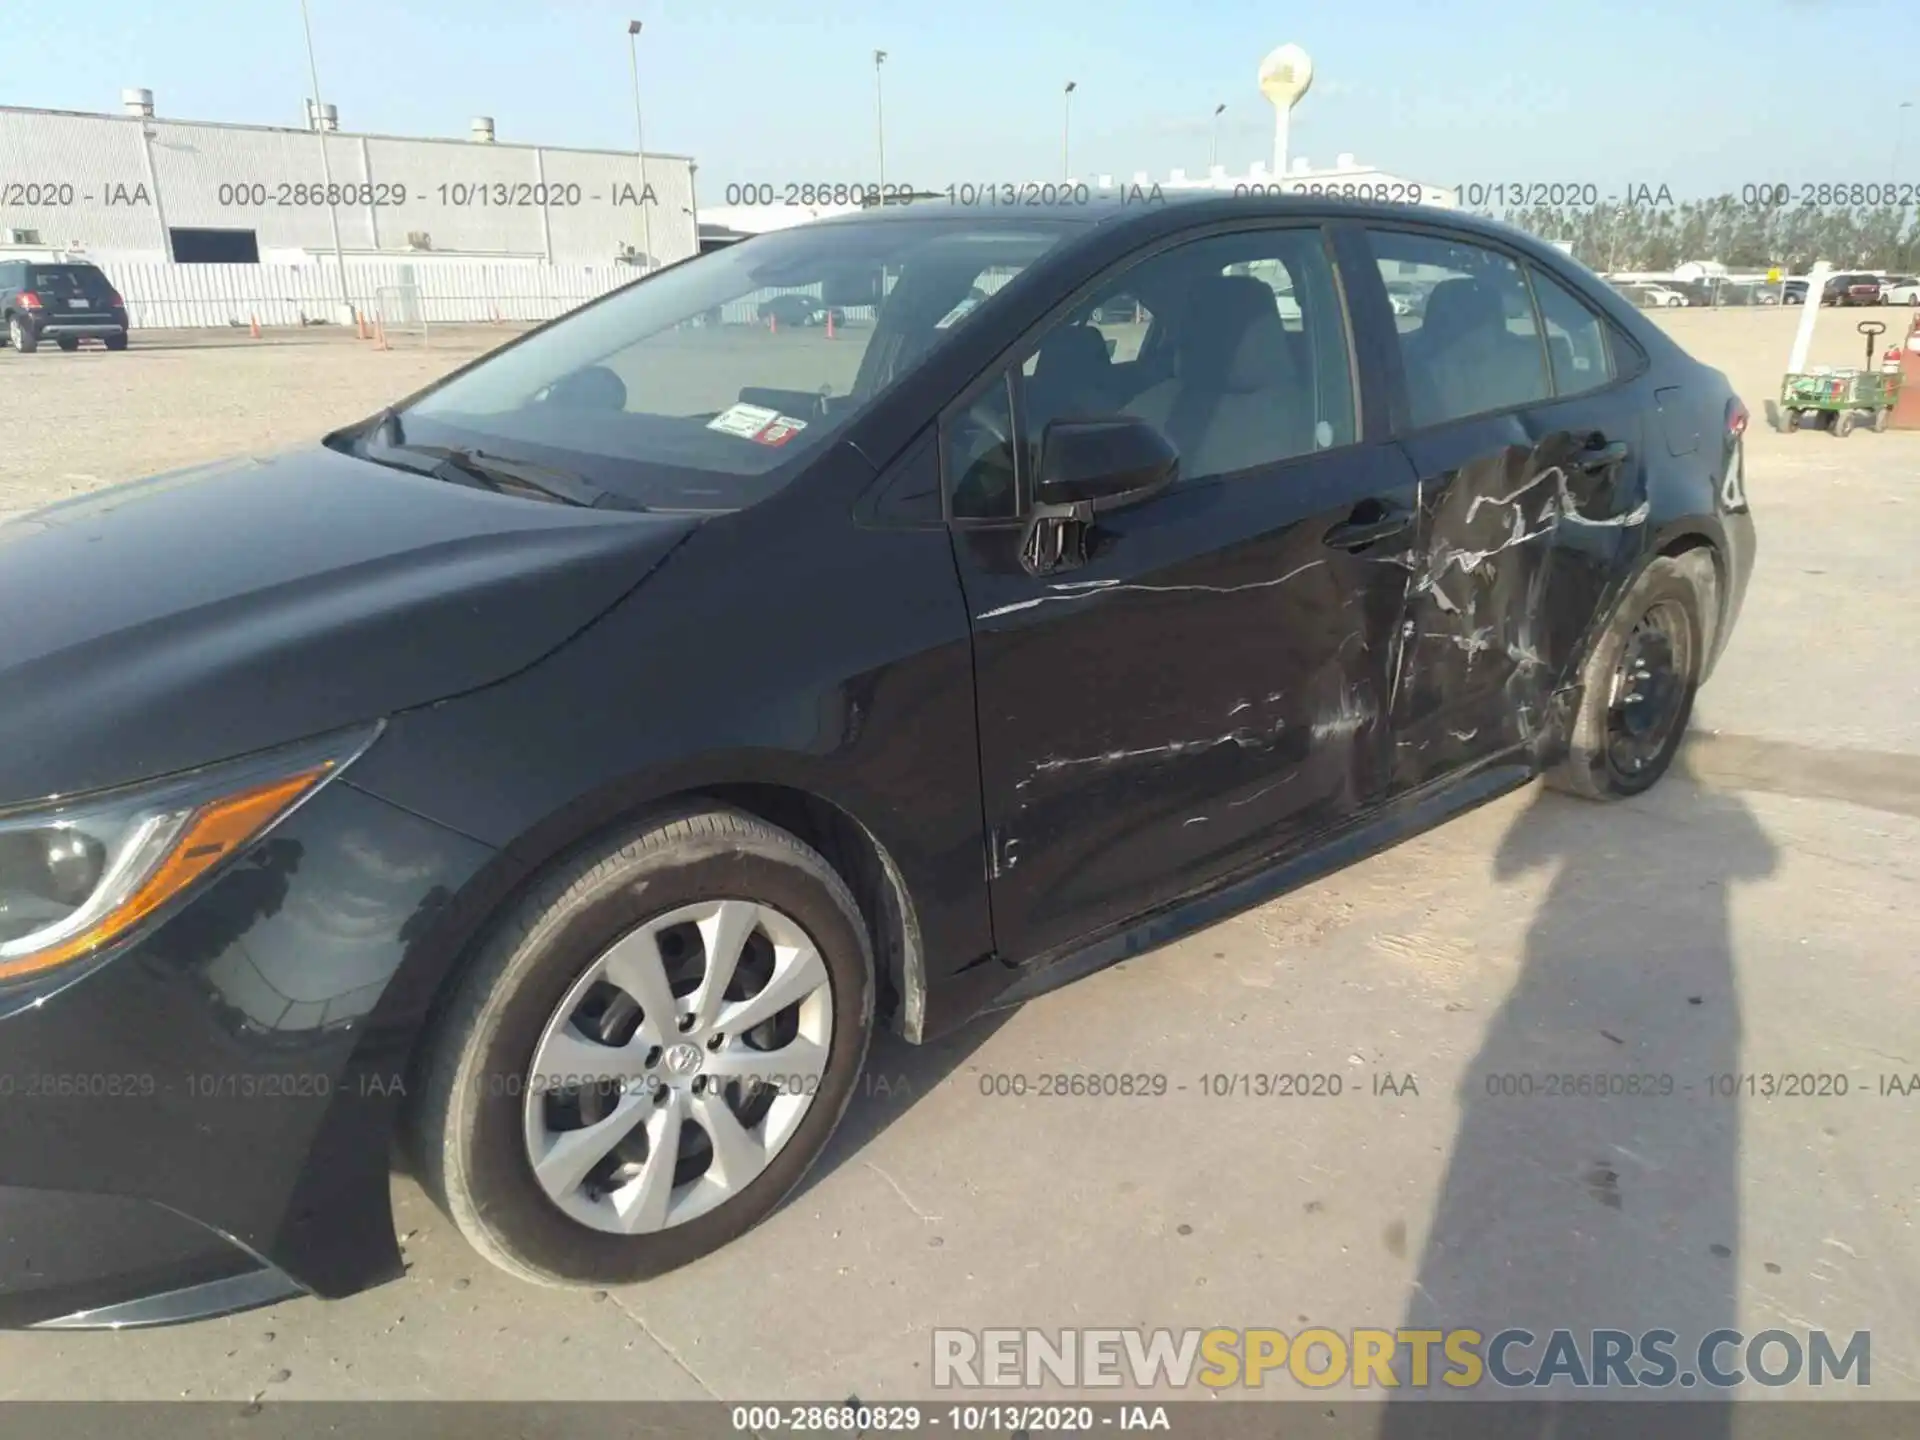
[1549,554,1708,801]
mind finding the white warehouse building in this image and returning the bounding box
[0,90,695,326]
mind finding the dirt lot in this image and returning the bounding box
[2,308,1919,1404]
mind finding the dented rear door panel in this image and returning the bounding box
[954,444,1420,966]
[1389,393,1651,791]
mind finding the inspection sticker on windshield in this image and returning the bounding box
[751,415,808,447]
[706,403,809,447]
[707,403,782,439]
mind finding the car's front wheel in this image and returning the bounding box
[1549,554,1707,801]
[413,808,875,1288]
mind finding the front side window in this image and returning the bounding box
[1368,230,1551,428]
[949,226,1356,513]
[386,217,1072,512]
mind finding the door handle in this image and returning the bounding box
[1578,439,1630,471]
[1323,506,1411,552]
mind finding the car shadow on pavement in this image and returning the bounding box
[1377,782,1776,1437]
[788,1007,1018,1206]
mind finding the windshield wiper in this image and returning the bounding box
[396,443,642,510]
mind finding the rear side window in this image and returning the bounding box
[1529,266,1614,397]
[1367,230,1551,428]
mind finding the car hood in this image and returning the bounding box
[0,446,699,806]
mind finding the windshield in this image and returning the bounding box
[28,266,113,298]
[387,216,1076,511]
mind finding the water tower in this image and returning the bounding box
[1257,43,1313,177]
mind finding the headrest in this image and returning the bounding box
[1033,324,1110,377]
[1419,278,1508,350]
[1177,274,1298,393]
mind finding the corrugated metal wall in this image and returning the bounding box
[1,106,695,267]
[96,259,641,329]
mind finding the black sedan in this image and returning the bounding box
[0,194,1754,1328]
[756,292,845,329]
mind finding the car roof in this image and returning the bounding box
[814,191,1554,251]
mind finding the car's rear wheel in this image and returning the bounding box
[1835,411,1856,438]
[1875,406,1892,433]
[412,808,875,1288]
[8,317,35,353]
[105,333,128,352]
[1549,555,1706,801]
[56,337,78,352]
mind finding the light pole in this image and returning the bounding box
[1209,102,1226,171]
[298,0,351,321]
[874,50,888,194]
[1897,101,1914,183]
[627,19,655,270]
[1062,81,1077,182]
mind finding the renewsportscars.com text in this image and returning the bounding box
[932,1326,1871,1391]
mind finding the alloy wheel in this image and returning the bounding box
[522,898,834,1236]
[1604,599,1693,781]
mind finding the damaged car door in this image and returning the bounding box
[1362,227,1649,793]
[946,224,1422,965]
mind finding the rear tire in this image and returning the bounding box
[1548,555,1706,801]
[1835,411,1856,438]
[1784,408,1800,432]
[1874,406,1891,433]
[56,337,78,352]
[9,317,36,353]
[411,807,875,1289]
[105,332,128,352]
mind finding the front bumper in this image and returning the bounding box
[0,776,499,1329]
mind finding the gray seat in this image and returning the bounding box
[1123,275,1317,479]
[1024,324,1116,437]
[1406,277,1548,424]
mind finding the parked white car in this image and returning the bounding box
[1640,285,1688,308]
[1884,277,1920,306]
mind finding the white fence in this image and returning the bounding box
[96,260,643,330]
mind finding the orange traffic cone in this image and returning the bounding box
[769,314,777,335]
[825,309,835,339]
[355,309,368,340]
[249,314,260,339]
[375,314,390,351]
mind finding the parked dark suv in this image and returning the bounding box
[1822,272,1883,307]
[0,260,129,352]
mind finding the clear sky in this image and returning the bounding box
[11,0,1916,198]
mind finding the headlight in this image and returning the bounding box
[0,724,381,984]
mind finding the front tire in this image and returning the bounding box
[412,808,875,1288]
[1548,555,1706,801]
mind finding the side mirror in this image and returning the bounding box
[1019,416,1177,577]
[1034,415,1178,513]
